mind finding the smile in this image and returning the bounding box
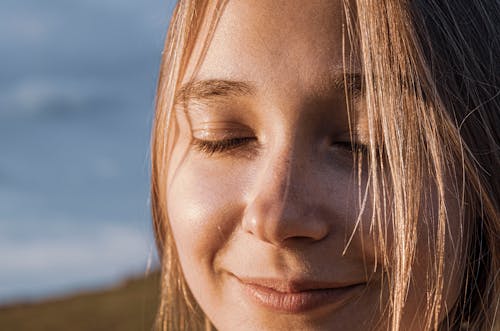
[236,277,366,314]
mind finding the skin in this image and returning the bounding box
[165,1,463,330]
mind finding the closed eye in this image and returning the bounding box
[192,137,257,156]
[192,137,370,157]
[333,141,369,154]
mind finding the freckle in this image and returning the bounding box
[217,225,224,239]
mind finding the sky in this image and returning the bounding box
[0,0,174,303]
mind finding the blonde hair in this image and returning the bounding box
[151,0,500,330]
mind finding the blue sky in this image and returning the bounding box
[0,0,173,303]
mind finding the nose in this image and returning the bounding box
[242,147,330,246]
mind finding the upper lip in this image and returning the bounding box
[235,275,364,293]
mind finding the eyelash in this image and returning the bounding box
[192,138,369,155]
[193,137,257,156]
[334,141,369,154]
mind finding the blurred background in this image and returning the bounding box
[0,0,173,329]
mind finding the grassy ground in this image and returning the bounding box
[0,271,160,331]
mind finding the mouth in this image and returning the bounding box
[235,276,366,314]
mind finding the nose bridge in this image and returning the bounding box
[242,142,329,245]
[260,146,294,214]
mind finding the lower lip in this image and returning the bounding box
[240,282,365,314]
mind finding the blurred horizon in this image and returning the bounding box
[0,0,173,304]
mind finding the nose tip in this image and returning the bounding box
[242,181,330,246]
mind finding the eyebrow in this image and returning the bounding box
[331,73,363,98]
[175,74,363,106]
[175,79,256,106]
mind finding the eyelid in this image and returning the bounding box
[191,123,254,139]
[192,130,251,141]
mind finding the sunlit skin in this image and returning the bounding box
[165,1,462,330]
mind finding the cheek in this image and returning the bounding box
[166,156,253,301]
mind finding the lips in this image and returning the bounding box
[235,276,366,313]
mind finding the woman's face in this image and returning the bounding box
[166,1,462,330]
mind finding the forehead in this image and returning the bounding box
[184,0,356,92]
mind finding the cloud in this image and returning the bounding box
[0,12,54,45]
[0,79,84,117]
[0,222,156,303]
[0,77,121,119]
[0,0,170,85]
